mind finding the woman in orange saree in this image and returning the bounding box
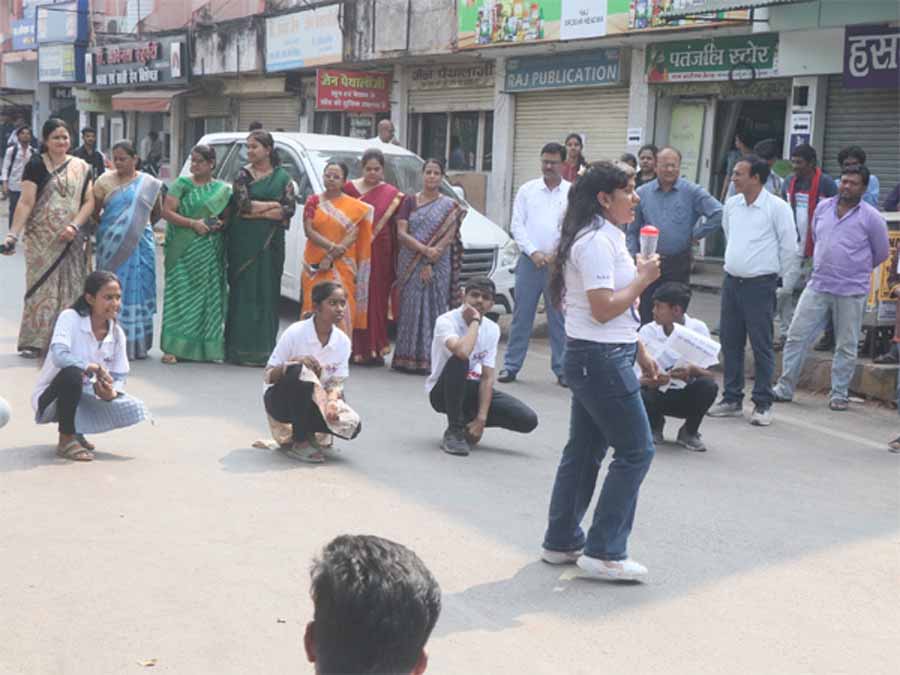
[343,148,403,364]
[302,161,374,337]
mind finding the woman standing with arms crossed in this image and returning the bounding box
[93,141,164,360]
[302,161,373,337]
[541,161,661,581]
[392,158,464,373]
[343,148,403,365]
[561,133,587,183]
[160,145,232,364]
[1,118,94,359]
[226,130,296,366]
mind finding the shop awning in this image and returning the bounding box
[662,0,814,19]
[111,89,189,112]
[2,50,37,64]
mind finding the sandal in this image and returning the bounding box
[19,348,41,359]
[56,439,94,461]
[75,434,96,451]
[280,442,325,463]
[161,354,177,365]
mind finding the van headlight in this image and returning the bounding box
[499,240,519,268]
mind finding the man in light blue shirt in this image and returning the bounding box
[628,147,723,324]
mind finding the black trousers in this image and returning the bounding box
[640,377,719,435]
[639,249,693,325]
[38,366,83,435]
[429,356,538,434]
[263,365,332,443]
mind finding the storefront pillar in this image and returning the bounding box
[169,95,186,173]
[626,48,655,151]
[391,65,409,146]
[488,56,515,230]
[787,75,827,158]
[34,82,52,130]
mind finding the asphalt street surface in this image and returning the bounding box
[1,244,898,674]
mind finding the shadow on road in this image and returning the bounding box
[0,444,134,472]
[218,447,349,474]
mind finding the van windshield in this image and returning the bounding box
[306,150,463,204]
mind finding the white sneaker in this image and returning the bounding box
[541,548,582,565]
[750,406,773,427]
[576,555,648,581]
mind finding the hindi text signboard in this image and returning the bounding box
[316,70,391,113]
[646,34,779,82]
[844,24,900,90]
[88,35,188,88]
[266,6,343,72]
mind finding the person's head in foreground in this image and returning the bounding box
[651,281,692,331]
[463,276,495,317]
[305,534,441,675]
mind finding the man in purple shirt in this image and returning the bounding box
[773,165,889,411]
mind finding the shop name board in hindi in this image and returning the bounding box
[316,69,391,113]
[88,36,187,88]
[505,49,621,92]
[844,24,900,90]
[647,34,779,82]
[410,62,495,90]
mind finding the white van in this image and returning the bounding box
[181,132,518,314]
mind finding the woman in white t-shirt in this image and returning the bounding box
[263,282,360,463]
[541,161,662,581]
[31,271,148,461]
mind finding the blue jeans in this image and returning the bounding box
[775,287,866,403]
[721,273,778,408]
[543,340,655,561]
[503,254,566,377]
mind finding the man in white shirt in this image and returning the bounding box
[369,119,401,147]
[1,125,34,229]
[708,155,797,427]
[427,277,538,456]
[498,142,570,387]
[638,282,719,452]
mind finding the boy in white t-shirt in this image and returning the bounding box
[638,282,719,452]
[426,277,538,456]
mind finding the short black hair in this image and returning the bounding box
[541,142,566,162]
[310,535,441,675]
[652,282,692,313]
[15,125,31,137]
[311,281,344,305]
[753,138,780,161]
[248,120,263,131]
[361,147,385,168]
[638,143,658,157]
[738,154,771,186]
[838,145,867,166]
[464,276,495,297]
[325,160,349,181]
[81,126,96,135]
[841,163,871,187]
[619,152,638,169]
[790,143,817,165]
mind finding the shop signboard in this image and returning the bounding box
[646,34,779,83]
[88,35,189,88]
[316,69,391,113]
[266,5,343,72]
[505,49,622,92]
[843,24,900,90]
[12,19,37,51]
[36,0,89,44]
[409,62,495,91]
[457,0,749,49]
[39,43,82,83]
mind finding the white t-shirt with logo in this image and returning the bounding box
[426,307,500,394]
[564,219,640,344]
[265,318,351,390]
[635,314,716,390]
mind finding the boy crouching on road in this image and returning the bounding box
[639,282,719,452]
[426,277,538,456]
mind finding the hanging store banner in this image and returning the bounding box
[457,0,749,49]
[646,33,779,83]
[505,48,622,92]
[36,0,89,44]
[39,43,82,82]
[843,24,900,90]
[88,35,189,88]
[12,19,37,51]
[409,62,495,91]
[266,5,343,72]
[316,69,391,113]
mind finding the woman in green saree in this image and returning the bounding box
[225,130,296,365]
[160,144,232,363]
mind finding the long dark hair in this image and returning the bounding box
[248,130,280,166]
[549,161,631,309]
[72,271,121,317]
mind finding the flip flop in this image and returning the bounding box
[56,439,94,462]
[161,354,178,365]
[279,443,325,463]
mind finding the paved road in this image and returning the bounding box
[1,246,898,675]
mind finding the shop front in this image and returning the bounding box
[506,48,630,193]
[86,34,190,180]
[647,33,789,257]
[73,87,113,151]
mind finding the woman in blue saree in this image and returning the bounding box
[93,141,164,360]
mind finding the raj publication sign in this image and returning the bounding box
[646,34,779,83]
[266,5,343,72]
[505,49,622,92]
[88,35,188,88]
[316,69,391,113]
[844,24,900,90]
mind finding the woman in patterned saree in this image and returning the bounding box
[392,158,464,374]
[93,141,164,360]
[1,118,94,359]
[343,148,403,365]
[302,161,373,337]
[160,145,232,364]
[226,130,296,366]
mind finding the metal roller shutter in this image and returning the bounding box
[237,96,301,132]
[513,87,630,192]
[823,74,899,205]
[187,96,230,118]
[409,87,494,113]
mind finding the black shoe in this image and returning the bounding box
[497,369,517,383]
[557,375,568,388]
[814,335,835,352]
[773,337,786,352]
[441,428,470,456]
[874,344,899,364]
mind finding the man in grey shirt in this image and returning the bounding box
[628,147,723,324]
